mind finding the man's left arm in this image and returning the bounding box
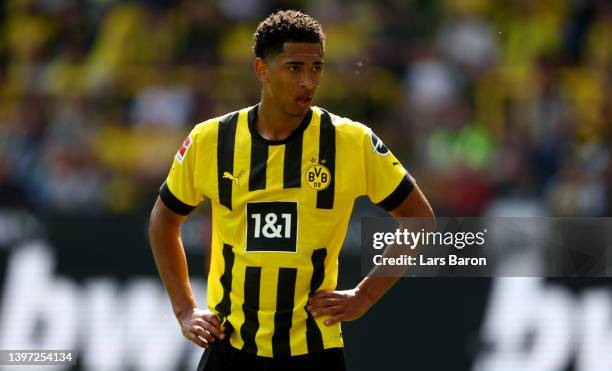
[307,182,435,326]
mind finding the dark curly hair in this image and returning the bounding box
[253,10,325,59]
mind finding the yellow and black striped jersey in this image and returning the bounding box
[160,105,414,357]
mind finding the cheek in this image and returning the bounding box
[270,76,296,94]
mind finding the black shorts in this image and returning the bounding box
[196,339,346,371]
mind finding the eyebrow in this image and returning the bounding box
[284,61,324,66]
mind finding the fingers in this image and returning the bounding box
[187,330,210,349]
[307,304,347,326]
[182,310,226,348]
[308,297,342,309]
[309,305,343,317]
[307,290,343,310]
[307,292,345,315]
[194,325,216,343]
[202,312,222,327]
[195,318,226,340]
[310,290,338,300]
[306,291,355,325]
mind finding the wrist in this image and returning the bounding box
[173,303,197,321]
[354,286,376,308]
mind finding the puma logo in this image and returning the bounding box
[223,170,245,187]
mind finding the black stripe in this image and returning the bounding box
[249,139,268,191]
[376,176,415,211]
[241,266,261,354]
[306,248,327,352]
[283,133,303,188]
[214,244,235,320]
[305,306,322,352]
[217,112,239,210]
[316,110,336,209]
[272,268,297,357]
[309,248,327,293]
[159,182,196,215]
[247,104,257,128]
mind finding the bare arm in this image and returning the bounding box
[308,182,435,326]
[354,184,435,309]
[149,197,225,347]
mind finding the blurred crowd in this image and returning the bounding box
[0,0,610,216]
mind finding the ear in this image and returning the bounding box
[254,58,269,83]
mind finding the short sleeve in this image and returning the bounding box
[159,130,203,215]
[363,128,415,211]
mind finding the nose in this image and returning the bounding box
[300,71,316,90]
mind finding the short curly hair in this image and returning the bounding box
[253,10,325,59]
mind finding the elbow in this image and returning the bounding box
[422,202,436,233]
[413,206,436,234]
[428,211,437,233]
[425,204,436,231]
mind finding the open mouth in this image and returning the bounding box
[296,96,312,108]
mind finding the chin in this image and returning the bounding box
[285,106,308,117]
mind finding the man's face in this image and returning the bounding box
[258,42,324,116]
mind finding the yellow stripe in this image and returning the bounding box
[266,145,284,190]
[256,265,278,355]
[288,267,312,355]
[228,266,246,350]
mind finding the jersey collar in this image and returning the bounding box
[247,104,313,146]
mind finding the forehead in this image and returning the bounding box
[274,42,323,62]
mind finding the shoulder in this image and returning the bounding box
[314,106,373,139]
[189,107,248,142]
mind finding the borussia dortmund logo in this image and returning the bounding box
[305,163,331,190]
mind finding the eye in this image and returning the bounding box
[312,66,322,72]
[288,66,300,72]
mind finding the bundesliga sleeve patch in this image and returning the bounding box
[175,134,192,164]
[370,131,390,156]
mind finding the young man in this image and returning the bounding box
[149,10,434,371]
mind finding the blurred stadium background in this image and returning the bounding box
[0,0,610,370]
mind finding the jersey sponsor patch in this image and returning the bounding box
[246,201,298,253]
[370,131,390,156]
[175,135,192,164]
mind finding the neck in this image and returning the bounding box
[256,95,307,141]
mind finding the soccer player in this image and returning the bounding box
[149,10,434,371]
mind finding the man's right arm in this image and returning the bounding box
[148,197,225,348]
